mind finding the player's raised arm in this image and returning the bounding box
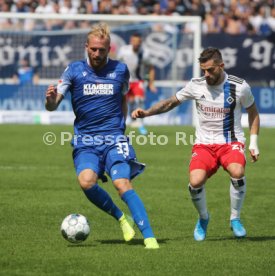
[45,85,64,111]
[131,95,180,119]
[247,102,260,162]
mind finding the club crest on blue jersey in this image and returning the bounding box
[107,72,116,79]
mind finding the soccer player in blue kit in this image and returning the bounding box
[45,23,159,249]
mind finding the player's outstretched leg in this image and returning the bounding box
[122,190,159,249]
[230,177,247,238]
[84,184,135,241]
[83,184,123,219]
[119,213,135,242]
[189,184,209,241]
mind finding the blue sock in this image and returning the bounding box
[122,189,154,238]
[83,184,123,220]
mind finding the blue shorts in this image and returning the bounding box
[72,136,145,181]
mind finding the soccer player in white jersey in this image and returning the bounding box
[45,23,159,249]
[117,33,157,135]
[132,47,260,241]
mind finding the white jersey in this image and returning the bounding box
[117,44,150,82]
[176,73,255,144]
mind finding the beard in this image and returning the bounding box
[205,71,224,86]
[89,56,107,70]
[205,73,222,85]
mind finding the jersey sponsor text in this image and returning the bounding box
[83,83,114,95]
[198,103,231,118]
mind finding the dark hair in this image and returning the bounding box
[198,47,223,64]
[131,33,142,38]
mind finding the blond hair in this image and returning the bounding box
[87,22,111,43]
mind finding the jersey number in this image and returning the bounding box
[116,142,129,157]
[232,144,244,153]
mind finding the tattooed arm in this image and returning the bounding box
[131,95,180,118]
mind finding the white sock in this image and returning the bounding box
[188,184,208,220]
[230,177,246,220]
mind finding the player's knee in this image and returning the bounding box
[78,169,97,190]
[189,169,207,188]
[110,162,132,195]
[228,165,245,179]
[113,178,133,196]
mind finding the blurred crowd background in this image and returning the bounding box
[0,0,275,35]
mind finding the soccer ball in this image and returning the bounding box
[61,214,90,243]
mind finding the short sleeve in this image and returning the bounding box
[56,65,72,96]
[175,81,195,103]
[142,48,151,66]
[240,81,254,108]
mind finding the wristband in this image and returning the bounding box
[249,134,259,155]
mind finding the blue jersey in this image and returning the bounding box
[57,58,129,137]
[16,66,35,85]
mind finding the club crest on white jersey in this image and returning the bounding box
[226,96,234,104]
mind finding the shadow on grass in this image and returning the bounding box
[207,236,275,242]
[96,238,169,246]
[68,236,275,246]
[66,238,170,248]
[246,236,275,242]
[68,243,97,248]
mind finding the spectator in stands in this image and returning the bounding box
[22,2,38,31]
[0,1,13,30]
[78,0,93,14]
[164,0,180,15]
[135,0,158,14]
[11,0,29,13]
[151,2,164,15]
[13,58,39,85]
[249,5,268,35]
[202,5,225,34]
[1,0,275,35]
[96,0,113,14]
[124,0,137,14]
[112,0,136,15]
[266,7,275,31]
[35,0,54,14]
[34,0,55,30]
[59,0,78,29]
[77,0,94,29]
[224,13,245,35]
[189,0,205,19]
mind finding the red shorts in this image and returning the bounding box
[189,142,246,178]
[126,81,145,100]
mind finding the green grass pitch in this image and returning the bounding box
[0,125,275,275]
